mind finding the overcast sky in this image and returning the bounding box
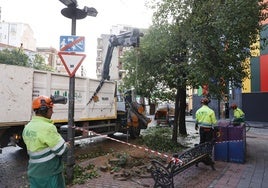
[1,0,153,77]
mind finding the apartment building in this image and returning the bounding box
[0,21,66,74]
[96,24,134,81]
[0,22,36,51]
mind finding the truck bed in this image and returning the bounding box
[0,64,117,127]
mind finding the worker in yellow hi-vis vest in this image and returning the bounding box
[230,103,245,125]
[195,97,217,144]
[22,96,70,188]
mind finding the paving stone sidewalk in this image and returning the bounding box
[70,121,268,188]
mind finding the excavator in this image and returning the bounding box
[87,28,151,138]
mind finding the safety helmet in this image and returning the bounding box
[230,103,237,109]
[200,97,210,105]
[32,96,53,111]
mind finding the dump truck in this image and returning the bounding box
[0,29,150,153]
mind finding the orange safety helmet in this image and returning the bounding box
[230,103,237,109]
[32,96,54,111]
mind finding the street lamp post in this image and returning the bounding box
[59,0,97,183]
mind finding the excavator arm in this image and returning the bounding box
[87,28,143,105]
[102,28,141,81]
[86,28,150,138]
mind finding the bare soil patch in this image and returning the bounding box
[70,136,166,186]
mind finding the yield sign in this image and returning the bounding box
[58,52,86,77]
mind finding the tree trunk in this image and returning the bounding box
[178,86,187,135]
[172,88,180,143]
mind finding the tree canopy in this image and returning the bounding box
[0,48,53,71]
[150,0,266,99]
[122,0,267,140]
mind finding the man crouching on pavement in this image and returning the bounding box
[22,95,70,188]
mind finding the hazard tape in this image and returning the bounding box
[72,126,183,164]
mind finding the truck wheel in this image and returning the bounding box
[0,130,10,148]
[17,138,27,151]
[129,127,140,139]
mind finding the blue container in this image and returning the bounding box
[228,141,246,163]
[228,125,245,141]
[215,126,229,142]
[214,142,228,162]
[215,120,231,142]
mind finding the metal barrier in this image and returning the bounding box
[151,142,215,188]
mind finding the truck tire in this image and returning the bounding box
[0,130,10,148]
[17,138,27,151]
[129,126,140,139]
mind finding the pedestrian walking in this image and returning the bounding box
[22,95,70,188]
[195,97,217,144]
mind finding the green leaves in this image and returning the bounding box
[32,54,54,71]
[141,127,185,152]
[0,49,29,66]
[0,49,54,71]
[186,0,263,98]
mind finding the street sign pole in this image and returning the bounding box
[59,1,97,183]
[66,16,76,184]
[58,34,86,185]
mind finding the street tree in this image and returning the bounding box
[186,0,267,98]
[122,27,176,103]
[0,48,53,71]
[123,23,190,140]
[0,48,29,67]
[143,0,266,141]
[32,54,54,71]
[148,1,193,139]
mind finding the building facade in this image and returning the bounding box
[96,24,135,81]
[0,22,36,51]
[240,22,268,122]
[0,21,67,74]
